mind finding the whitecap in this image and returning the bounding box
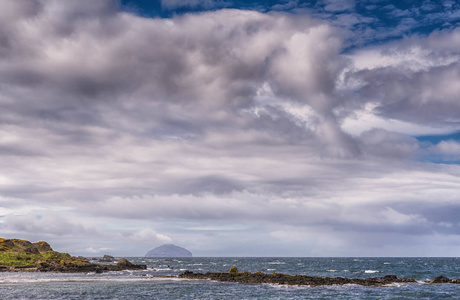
[364,270,379,273]
[383,282,405,287]
[263,283,311,289]
[417,280,429,284]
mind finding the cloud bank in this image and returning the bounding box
[0,0,459,256]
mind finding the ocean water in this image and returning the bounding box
[0,257,459,299]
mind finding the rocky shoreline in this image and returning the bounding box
[0,257,147,273]
[0,238,146,273]
[178,267,460,287]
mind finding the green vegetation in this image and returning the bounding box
[229,266,238,275]
[0,250,72,267]
[0,238,147,273]
[0,238,79,268]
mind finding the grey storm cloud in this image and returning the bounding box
[0,0,460,256]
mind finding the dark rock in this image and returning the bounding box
[116,258,133,267]
[32,257,146,273]
[0,239,15,252]
[430,276,451,283]
[32,241,53,253]
[179,271,418,287]
[114,258,147,271]
[11,239,39,254]
[145,244,192,257]
[99,255,115,262]
[382,275,398,281]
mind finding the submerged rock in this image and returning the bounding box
[145,244,192,257]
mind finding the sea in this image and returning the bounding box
[0,257,459,299]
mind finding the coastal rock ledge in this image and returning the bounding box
[179,267,460,287]
[0,238,146,273]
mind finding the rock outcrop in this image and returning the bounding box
[32,258,147,273]
[179,267,460,287]
[179,270,418,286]
[99,255,115,262]
[0,238,146,273]
[33,241,53,253]
[430,276,454,283]
[145,244,192,257]
[0,238,51,254]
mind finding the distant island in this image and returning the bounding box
[145,244,192,257]
[0,238,146,273]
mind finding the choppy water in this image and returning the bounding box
[1,257,459,299]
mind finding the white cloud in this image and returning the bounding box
[435,140,460,155]
[341,29,460,129]
[341,103,459,136]
[85,246,113,254]
[0,0,460,256]
[122,228,172,243]
[2,211,99,236]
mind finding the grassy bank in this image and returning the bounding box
[0,250,72,267]
[0,238,77,268]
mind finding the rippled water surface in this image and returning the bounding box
[1,257,459,299]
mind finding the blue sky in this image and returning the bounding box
[121,0,460,47]
[0,0,459,257]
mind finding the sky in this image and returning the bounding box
[0,0,460,257]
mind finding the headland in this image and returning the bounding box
[0,238,146,273]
